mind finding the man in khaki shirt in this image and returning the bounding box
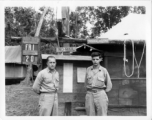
[85,52,112,116]
[32,56,59,116]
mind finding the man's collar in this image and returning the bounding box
[91,65,102,71]
[46,67,56,73]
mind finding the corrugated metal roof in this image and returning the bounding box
[5,46,21,63]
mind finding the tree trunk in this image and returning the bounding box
[22,7,48,85]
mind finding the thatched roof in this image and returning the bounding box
[5,46,21,64]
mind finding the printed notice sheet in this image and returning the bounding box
[77,67,86,83]
[63,63,73,93]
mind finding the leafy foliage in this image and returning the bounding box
[5,6,145,54]
[70,6,146,38]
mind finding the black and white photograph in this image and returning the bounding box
[1,0,152,119]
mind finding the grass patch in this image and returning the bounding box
[6,84,39,116]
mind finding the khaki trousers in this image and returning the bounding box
[39,93,58,116]
[85,90,109,116]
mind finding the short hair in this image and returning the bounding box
[91,52,102,58]
[46,56,56,62]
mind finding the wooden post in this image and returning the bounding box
[35,7,49,37]
[23,7,49,85]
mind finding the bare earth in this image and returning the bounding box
[6,84,146,116]
[5,84,39,116]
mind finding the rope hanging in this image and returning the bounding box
[123,40,146,78]
[123,40,135,77]
[134,41,146,78]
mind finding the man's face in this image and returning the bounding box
[92,56,101,66]
[47,57,56,70]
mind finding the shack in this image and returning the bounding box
[40,13,146,116]
[5,46,27,80]
[41,41,146,116]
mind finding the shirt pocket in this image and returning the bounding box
[44,76,52,84]
[94,74,105,87]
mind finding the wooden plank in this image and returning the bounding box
[107,89,119,98]
[87,38,109,44]
[111,78,146,80]
[42,54,92,61]
[22,62,37,65]
[22,37,40,44]
[23,50,38,55]
[5,77,25,80]
[22,55,38,63]
[108,97,119,105]
[74,105,146,110]
[56,47,77,52]
[11,36,87,43]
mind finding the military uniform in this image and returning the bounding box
[85,65,112,116]
[32,67,59,116]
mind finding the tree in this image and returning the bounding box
[69,6,145,38]
[5,7,41,45]
[5,6,146,48]
[5,7,58,54]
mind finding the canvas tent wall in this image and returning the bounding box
[88,13,146,44]
[5,46,27,79]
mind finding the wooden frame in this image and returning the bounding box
[21,37,41,65]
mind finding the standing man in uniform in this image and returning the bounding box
[32,56,59,116]
[85,52,112,116]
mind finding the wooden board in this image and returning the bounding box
[87,38,109,44]
[21,37,41,65]
[42,54,92,61]
[23,50,38,55]
[22,55,38,64]
[22,37,40,44]
[56,47,77,53]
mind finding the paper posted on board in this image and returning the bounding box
[77,67,86,83]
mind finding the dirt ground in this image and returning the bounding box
[6,83,146,116]
[5,83,39,116]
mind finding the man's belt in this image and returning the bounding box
[40,89,57,94]
[87,88,105,93]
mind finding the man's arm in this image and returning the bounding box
[32,71,43,94]
[105,69,112,92]
[84,68,88,91]
[55,72,60,90]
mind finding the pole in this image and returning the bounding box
[24,7,49,85]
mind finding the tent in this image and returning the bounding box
[5,46,27,79]
[100,13,146,40]
[88,13,146,44]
